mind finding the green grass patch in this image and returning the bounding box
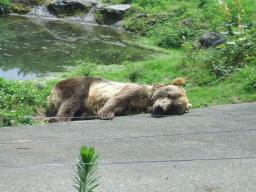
[0,78,53,127]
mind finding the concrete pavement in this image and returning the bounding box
[0,103,256,192]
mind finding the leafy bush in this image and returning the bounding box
[0,78,50,127]
[198,0,209,8]
[179,29,256,87]
[244,69,256,93]
[0,0,11,13]
[124,15,152,35]
[0,112,32,127]
[207,31,256,78]
[178,45,217,86]
[0,78,45,109]
[123,0,256,50]
[245,79,256,93]
[125,3,204,48]
[127,68,143,82]
[124,3,187,34]
[155,27,193,48]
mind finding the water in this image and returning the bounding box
[28,6,53,17]
[0,16,151,80]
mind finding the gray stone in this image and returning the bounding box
[95,4,130,25]
[106,4,130,11]
[10,0,44,6]
[47,0,94,17]
[10,0,41,14]
[198,31,225,48]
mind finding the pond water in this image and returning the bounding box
[0,16,151,80]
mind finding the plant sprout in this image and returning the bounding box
[74,146,100,192]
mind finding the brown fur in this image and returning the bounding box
[46,77,191,122]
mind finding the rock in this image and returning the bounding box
[47,0,94,17]
[11,3,32,14]
[10,0,46,14]
[106,4,130,11]
[10,0,46,6]
[95,4,130,25]
[198,32,225,48]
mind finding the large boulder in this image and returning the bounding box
[95,4,130,25]
[10,0,45,5]
[47,0,95,17]
[198,32,225,48]
[11,3,32,13]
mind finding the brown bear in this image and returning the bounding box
[46,77,191,122]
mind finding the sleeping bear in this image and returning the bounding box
[46,77,191,122]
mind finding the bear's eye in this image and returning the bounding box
[167,93,178,99]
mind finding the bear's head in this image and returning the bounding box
[151,78,191,116]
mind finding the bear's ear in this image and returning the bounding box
[172,78,186,86]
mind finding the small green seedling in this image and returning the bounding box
[74,146,100,192]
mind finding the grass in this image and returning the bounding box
[0,0,11,13]
[69,50,256,108]
[90,50,183,84]
[0,78,53,127]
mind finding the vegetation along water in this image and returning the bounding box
[0,0,255,126]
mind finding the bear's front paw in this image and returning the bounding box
[48,117,60,123]
[98,110,115,120]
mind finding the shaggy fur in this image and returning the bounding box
[46,77,191,122]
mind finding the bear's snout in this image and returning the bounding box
[152,106,165,116]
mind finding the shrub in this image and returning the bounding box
[0,0,11,13]
[67,61,97,77]
[179,29,256,87]
[123,5,187,35]
[244,69,256,93]
[156,28,186,48]
[124,14,159,35]
[178,46,218,86]
[198,0,209,8]
[0,112,32,127]
[127,68,143,82]
[178,29,256,85]
[207,31,256,78]
[0,78,50,127]
[151,18,199,48]
[125,3,203,48]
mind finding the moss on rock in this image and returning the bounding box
[46,0,92,18]
[11,2,32,13]
[95,4,130,25]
